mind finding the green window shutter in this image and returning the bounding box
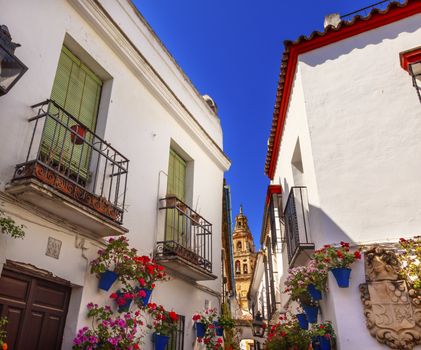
[166,149,187,244]
[167,149,186,201]
[42,46,102,181]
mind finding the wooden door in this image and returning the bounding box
[0,267,71,350]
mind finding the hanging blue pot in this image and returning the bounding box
[213,321,224,336]
[302,305,318,323]
[98,270,118,291]
[195,322,206,338]
[115,290,133,312]
[296,313,308,330]
[318,335,331,350]
[331,267,352,288]
[139,288,153,305]
[312,336,321,350]
[154,333,170,350]
[307,284,322,300]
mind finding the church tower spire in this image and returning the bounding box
[232,206,256,314]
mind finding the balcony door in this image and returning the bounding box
[41,46,102,182]
[166,149,188,246]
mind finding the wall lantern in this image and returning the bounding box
[251,311,265,338]
[400,48,421,104]
[0,25,28,96]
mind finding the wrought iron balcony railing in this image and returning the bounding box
[12,100,129,224]
[284,186,314,264]
[156,196,213,274]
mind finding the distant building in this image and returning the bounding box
[233,207,257,315]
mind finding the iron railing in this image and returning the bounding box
[167,315,185,350]
[12,100,129,224]
[156,196,213,273]
[284,186,312,263]
[340,0,402,21]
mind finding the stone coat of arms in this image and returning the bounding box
[360,247,421,349]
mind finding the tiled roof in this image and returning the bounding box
[265,0,419,178]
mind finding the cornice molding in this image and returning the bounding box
[69,0,231,171]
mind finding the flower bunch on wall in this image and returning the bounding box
[398,237,421,289]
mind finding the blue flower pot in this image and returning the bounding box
[302,305,318,323]
[195,322,206,338]
[308,284,322,300]
[115,290,133,312]
[213,321,224,336]
[98,270,118,291]
[154,333,169,350]
[296,313,308,330]
[331,267,352,288]
[318,335,331,350]
[312,337,321,350]
[139,288,153,305]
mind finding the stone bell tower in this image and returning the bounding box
[232,206,256,312]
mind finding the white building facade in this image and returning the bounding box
[0,1,230,349]
[256,1,421,349]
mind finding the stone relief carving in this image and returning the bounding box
[360,247,421,349]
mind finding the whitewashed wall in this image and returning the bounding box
[271,13,421,350]
[0,0,229,349]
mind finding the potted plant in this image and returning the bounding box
[295,306,308,330]
[284,265,320,323]
[90,236,137,291]
[0,316,7,350]
[146,304,178,350]
[192,307,218,338]
[313,241,362,288]
[72,303,145,349]
[216,313,235,337]
[265,315,311,350]
[132,255,167,305]
[310,321,336,350]
[70,124,87,145]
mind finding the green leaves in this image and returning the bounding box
[0,209,25,239]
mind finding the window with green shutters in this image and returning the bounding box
[166,149,188,244]
[41,46,102,182]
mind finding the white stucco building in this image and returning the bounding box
[0,1,230,349]
[253,1,421,349]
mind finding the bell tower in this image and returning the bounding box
[232,206,256,312]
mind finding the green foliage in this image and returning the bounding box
[0,316,7,346]
[398,237,421,289]
[90,236,136,280]
[0,209,25,239]
[265,316,311,350]
[219,303,235,329]
[313,241,361,269]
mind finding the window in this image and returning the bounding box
[167,315,185,350]
[165,149,187,244]
[42,46,102,180]
[167,149,187,201]
[235,260,241,274]
[243,263,248,274]
[237,241,242,252]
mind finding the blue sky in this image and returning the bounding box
[133,0,390,246]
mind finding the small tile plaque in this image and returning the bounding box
[46,237,62,259]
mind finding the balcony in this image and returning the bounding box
[284,186,314,266]
[155,196,215,281]
[6,100,129,237]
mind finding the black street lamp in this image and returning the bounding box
[0,25,27,96]
[252,311,265,338]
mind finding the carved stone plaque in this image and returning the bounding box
[360,247,421,349]
[46,237,62,259]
